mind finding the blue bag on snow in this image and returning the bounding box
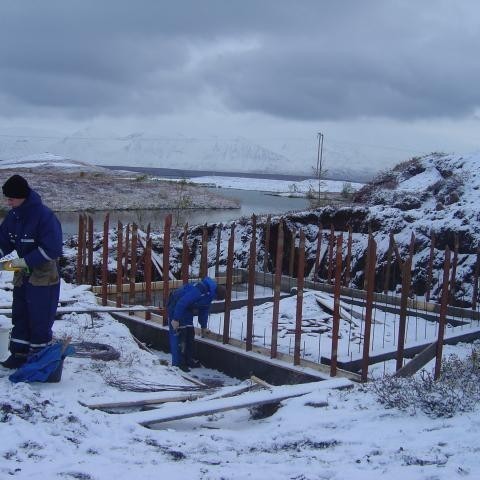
[9,342,75,383]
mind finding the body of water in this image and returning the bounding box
[57,188,310,238]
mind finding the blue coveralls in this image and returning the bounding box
[0,189,63,355]
[168,277,217,367]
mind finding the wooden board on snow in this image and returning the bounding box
[128,377,352,427]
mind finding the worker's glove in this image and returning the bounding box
[201,327,210,337]
[0,258,28,271]
[171,320,180,331]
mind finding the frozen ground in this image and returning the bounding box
[1,269,480,479]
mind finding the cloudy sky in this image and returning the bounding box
[0,0,479,169]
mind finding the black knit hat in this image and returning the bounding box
[2,175,31,199]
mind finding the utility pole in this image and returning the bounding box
[316,132,324,204]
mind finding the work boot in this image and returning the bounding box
[179,364,191,373]
[1,353,28,369]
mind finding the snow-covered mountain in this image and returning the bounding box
[0,127,385,181]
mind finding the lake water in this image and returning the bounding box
[57,188,310,237]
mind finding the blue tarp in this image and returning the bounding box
[9,342,75,383]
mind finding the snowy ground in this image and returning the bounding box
[155,174,364,197]
[1,269,480,479]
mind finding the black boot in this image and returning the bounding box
[1,353,27,369]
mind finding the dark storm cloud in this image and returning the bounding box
[0,0,479,121]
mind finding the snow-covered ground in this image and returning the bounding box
[1,268,480,479]
[156,174,364,196]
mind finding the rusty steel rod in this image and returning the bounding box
[215,224,222,278]
[101,213,110,306]
[383,232,394,294]
[288,228,296,278]
[181,223,189,285]
[294,231,306,366]
[449,233,459,305]
[344,225,352,287]
[271,222,284,359]
[425,230,435,302]
[144,238,152,321]
[129,224,138,311]
[396,250,412,371]
[81,214,87,283]
[116,221,123,308]
[327,224,335,284]
[263,215,271,273]
[314,222,322,283]
[330,234,343,376]
[162,214,172,326]
[246,215,257,351]
[124,223,130,283]
[76,214,85,285]
[222,223,235,344]
[361,236,376,382]
[472,246,480,310]
[200,224,208,279]
[435,247,451,380]
[87,216,94,285]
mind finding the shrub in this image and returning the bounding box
[370,347,480,417]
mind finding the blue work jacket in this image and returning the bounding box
[0,189,63,269]
[168,277,217,328]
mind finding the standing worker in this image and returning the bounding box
[168,276,225,372]
[0,174,63,369]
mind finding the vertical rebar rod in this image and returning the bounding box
[76,214,85,285]
[361,236,376,382]
[289,228,296,278]
[87,216,94,285]
[215,224,222,279]
[383,232,394,294]
[472,246,480,310]
[129,223,138,311]
[246,215,257,351]
[162,214,172,326]
[271,222,284,359]
[124,223,130,283]
[200,224,208,279]
[449,233,459,305]
[344,225,352,287]
[81,214,87,283]
[314,222,322,283]
[330,234,343,376]
[435,247,451,380]
[396,250,412,371]
[327,224,335,283]
[425,231,435,302]
[294,231,306,366]
[181,223,189,285]
[264,215,271,273]
[223,223,235,344]
[101,213,110,306]
[145,238,152,321]
[116,221,123,308]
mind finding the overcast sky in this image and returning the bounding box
[0,0,479,168]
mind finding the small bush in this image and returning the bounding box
[370,347,480,417]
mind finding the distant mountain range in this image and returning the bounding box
[0,127,393,182]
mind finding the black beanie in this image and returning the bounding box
[2,175,31,199]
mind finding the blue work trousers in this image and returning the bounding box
[10,281,60,354]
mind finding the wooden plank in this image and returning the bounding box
[80,393,202,410]
[129,378,352,427]
[394,341,437,378]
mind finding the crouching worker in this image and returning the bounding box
[0,175,63,369]
[168,276,226,372]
